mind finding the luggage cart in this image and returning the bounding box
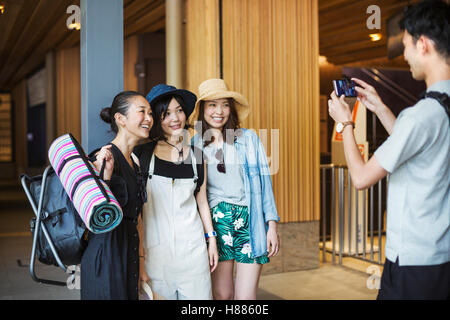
[21,165,76,287]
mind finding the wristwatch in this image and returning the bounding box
[205,231,217,239]
[336,121,355,133]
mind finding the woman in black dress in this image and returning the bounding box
[80,91,153,300]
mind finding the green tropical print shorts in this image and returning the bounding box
[211,201,269,264]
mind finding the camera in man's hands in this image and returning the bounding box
[333,79,357,97]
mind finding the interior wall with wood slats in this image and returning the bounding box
[11,80,28,176]
[184,0,221,93]
[124,35,139,92]
[185,0,320,222]
[0,93,12,162]
[56,46,81,141]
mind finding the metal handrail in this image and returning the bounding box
[320,164,387,266]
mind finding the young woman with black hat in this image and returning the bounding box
[134,84,218,300]
[191,79,280,300]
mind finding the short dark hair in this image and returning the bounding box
[399,0,450,60]
[149,94,191,141]
[100,91,145,133]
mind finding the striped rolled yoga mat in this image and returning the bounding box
[48,133,123,234]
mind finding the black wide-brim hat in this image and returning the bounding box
[146,84,197,119]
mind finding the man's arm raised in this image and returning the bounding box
[328,91,388,190]
[352,78,397,135]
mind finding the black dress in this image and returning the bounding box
[80,143,145,300]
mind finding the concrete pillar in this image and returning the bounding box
[80,0,124,152]
[166,0,183,88]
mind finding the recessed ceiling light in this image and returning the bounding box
[68,22,81,30]
[319,55,328,65]
[369,33,382,42]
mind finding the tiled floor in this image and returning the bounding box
[0,201,378,300]
[258,264,378,300]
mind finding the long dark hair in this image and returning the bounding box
[198,98,240,147]
[100,91,145,133]
[149,94,191,142]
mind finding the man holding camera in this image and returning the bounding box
[328,0,449,300]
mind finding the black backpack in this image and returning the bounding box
[420,91,450,122]
[25,168,88,266]
[23,145,108,267]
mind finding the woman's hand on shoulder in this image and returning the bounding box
[94,145,114,181]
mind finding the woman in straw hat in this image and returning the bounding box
[133,84,218,300]
[191,79,280,300]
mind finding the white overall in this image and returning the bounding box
[142,150,212,300]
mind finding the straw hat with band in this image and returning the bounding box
[146,84,197,119]
[190,79,250,125]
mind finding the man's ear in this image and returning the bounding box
[418,35,435,56]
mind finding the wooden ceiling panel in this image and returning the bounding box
[124,0,165,37]
[320,0,379,32]
[329,45,388,65]
[0,0,26,57]
[7,6,76,87]
[319,0,422,65]
[0,0,422,90]
[0,0,166,91]
[124,0,161,23]
[134,17,165,35]
[0,1,39,74]
[0,0,74,87]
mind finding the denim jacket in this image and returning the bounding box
[192,128,280,258]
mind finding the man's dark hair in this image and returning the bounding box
[399,0,450,60]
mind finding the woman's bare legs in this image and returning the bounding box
[211,260,235,300]
[211,260,263,300]
[234,262,263,300]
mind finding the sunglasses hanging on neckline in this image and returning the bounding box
[215,148,226,174]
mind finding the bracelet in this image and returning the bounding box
[205,231,217,239]
[139,255,145,259]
